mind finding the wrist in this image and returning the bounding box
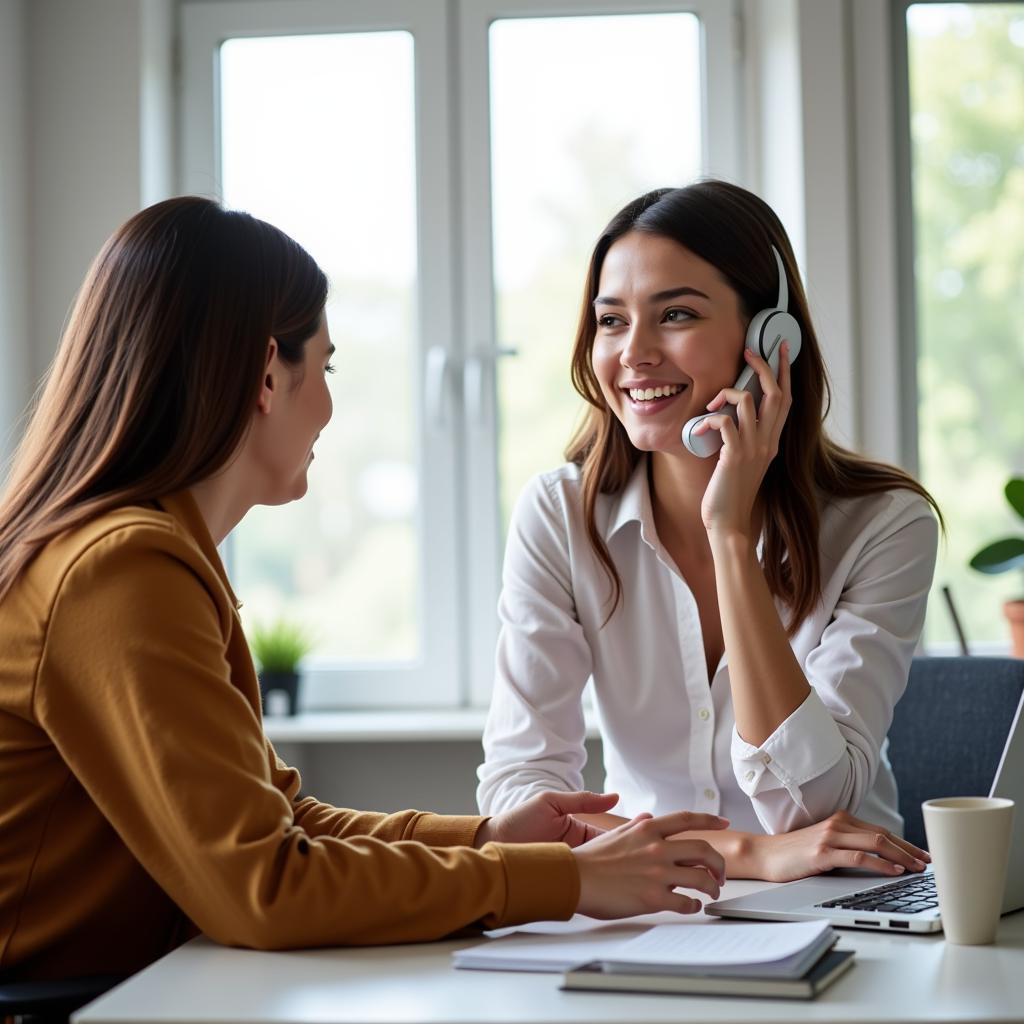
[707,526,756,556]
[734,831,766,878]
[473,817,497,849]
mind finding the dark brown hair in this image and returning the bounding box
[0,196,327,599]
[565,181,942,631]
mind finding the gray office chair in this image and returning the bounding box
[887,656,1024,851]
[0,974,125,1023]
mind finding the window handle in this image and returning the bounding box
[464,346,519,423]
[425,346,450,427]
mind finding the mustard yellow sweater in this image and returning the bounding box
[0,492,578,980]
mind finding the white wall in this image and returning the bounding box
[0,0,31,467]
[275,739,606,815]
[28,0,145,382]
[0,0,176,457]
[746,0,861,450]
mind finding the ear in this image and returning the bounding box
[256,338,279,415]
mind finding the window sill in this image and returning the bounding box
[263,709,601,743]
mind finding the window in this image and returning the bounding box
[181,0,742,706]
[901,2,1024,651]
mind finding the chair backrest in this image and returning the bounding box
[888,656,1024,850]
[0,974,125,1023]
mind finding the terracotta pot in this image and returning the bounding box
[1006,600,1024,659]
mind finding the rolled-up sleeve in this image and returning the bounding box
[731,495,939,833]
[477,476,593,815]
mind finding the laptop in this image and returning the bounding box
[706,686,1024,934]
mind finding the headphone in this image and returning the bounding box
[680,244,802,458]
[745,244,802,367]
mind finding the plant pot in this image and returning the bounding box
[1006,601,1024,659]
[258,670,301,716]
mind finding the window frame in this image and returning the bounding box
[179,0,744,708]
[457,0,744,705]
[181,0,463,707]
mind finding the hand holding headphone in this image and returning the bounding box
[681,245,802,458]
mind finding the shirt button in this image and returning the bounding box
[698,707,711,721]
[763,754,772,764]
[704,788,716,801]
[744,770,755,782]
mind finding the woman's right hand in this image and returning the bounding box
[572,811,729,919]
[749,810,930,883]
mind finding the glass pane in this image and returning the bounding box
[219,32,420,661]
[489,13,703,526]
[906,4,1024,649]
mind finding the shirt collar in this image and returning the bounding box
[604,456,656,543]
[602,455,766,561]
[156,489,242,610]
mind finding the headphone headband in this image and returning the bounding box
[772,245,788,312]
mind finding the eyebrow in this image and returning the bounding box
[593,286,711,307]
[326,343,336,356]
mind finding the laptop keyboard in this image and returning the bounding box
[815,873,939,914]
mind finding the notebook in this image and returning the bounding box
[561,948,854,1000]
[452,919,837,978]
[585,920,837,979]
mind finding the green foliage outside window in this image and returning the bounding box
[908,4,1024,646]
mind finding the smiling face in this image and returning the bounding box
[591,231,748,454]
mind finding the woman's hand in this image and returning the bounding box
[573,811,729,919]
[697,342,793,539]
[473,791,620,849]
[749,810,930,883]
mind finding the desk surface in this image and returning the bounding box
[75,880,1024,1024]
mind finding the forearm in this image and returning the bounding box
[710,530,810,746]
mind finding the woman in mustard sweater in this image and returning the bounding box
[0,197,728,982]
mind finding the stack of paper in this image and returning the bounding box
[453,919,853,1000]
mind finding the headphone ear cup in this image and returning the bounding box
[745,308,773,358]
[751,309,802,367]
[771,311,802,364]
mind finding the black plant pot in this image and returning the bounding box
[258,670,301,716]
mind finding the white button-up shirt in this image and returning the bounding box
[477,459,938,837]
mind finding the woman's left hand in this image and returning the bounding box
[473,791,619,849]
[696,342,793,539]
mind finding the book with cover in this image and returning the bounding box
[561,947,855,1000]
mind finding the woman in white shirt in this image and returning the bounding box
[478,181,941,882]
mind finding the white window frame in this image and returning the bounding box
[458,0,743,704]
[180,0,744,708]
[181,0,463,707]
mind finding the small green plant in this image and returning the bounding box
[969,478,1024,596]
[248,619,314,675]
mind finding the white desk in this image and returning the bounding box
[74,880,1024,1024]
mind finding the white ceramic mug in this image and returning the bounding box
[922,796,1015,945]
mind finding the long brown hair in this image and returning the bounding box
[566,181,942,632]
[0,196,327,600]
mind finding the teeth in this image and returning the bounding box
[628,384,684,402]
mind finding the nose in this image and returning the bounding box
[619,320,662,369]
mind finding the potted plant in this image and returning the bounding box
[969,477,1024,657]
[248,619,314,716]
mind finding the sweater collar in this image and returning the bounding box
[156,489,242,610]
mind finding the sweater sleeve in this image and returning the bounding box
[34,525,578,949]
